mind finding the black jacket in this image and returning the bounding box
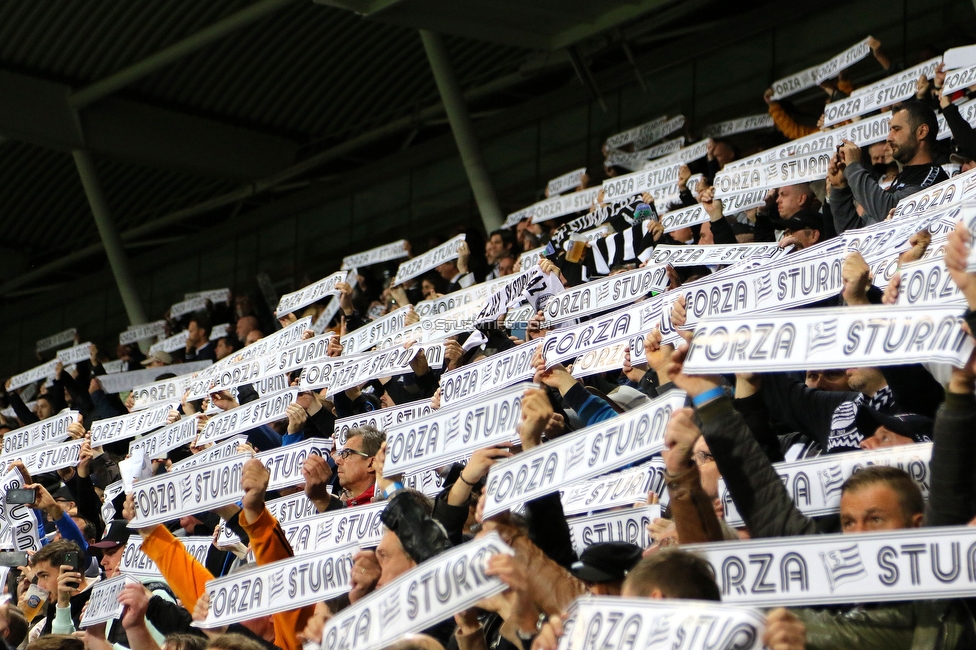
[925,391,976,527]
[943,101,976,162]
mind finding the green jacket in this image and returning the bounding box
[795,600,976,650]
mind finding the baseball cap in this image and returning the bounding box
[141,351,173,366]
[855,407,933,443]
[52,487,75,504]
[570,542,643,583]
[380,491,451,565]
[90,519,131,549]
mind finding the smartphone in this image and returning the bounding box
[6,489,36,505]
[63,551,81,572]
[0,552,28,567]
[62,551,81,589]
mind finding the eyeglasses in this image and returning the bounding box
[332,448,371,460]
[693,451,715,465]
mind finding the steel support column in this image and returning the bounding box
[420,29,504,232]
[72,150,148,326]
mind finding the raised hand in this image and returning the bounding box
[663,408,701,475]
[944,221,976,310]
[519,387,553,449]
[349,550,381,603]
[240,459,270,522]
[302,454,334,512]
[666,343,724,399]
[118,582,151,630]
[285,403,308,435]
[531,346,576,395]
[763,608,807,650]
[840,252,872,305]
[668,296,694,344]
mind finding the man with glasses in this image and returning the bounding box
[332,425,386,507]
[651,406,733,547]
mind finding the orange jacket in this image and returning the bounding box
[240,508,316,650]
[141,512,315,650]
[140,525,210,612]
[767,102,818,140]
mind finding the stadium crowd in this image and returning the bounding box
[2,31,976,650]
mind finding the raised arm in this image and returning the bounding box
[666,341,818,538]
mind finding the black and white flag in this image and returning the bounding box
[35,328,77,353]
[898,257,965,306]
[342,240,409,270]
[528,188,602,224]
[131,374,197,410]
[8,359,59,391]
[130,439,331,527]
[120,536,212,578]
[439,342,539,408]
[546,168,587,196]
[1,467,40,552]
[119,320,167,345]
[543,265,668,326]
[3,438,85,477]
[199,544,357,627]
[90,402,177,447]
[219,492,320,546]
[559,597,765,650]
[2,409,77,454]
[602,162,685,201]
[81,575,139,627]
[605,115,682,150]
[384,383,529,477]
[340,307,410,355]
[566,506,659,555]
[100,360,212,396]
[713,151,832,199]
[169,435,248,473]
[648,243,786,267]
[276,271,348,317]
[285,502,386,555]
[170,296,209,320]
[333,399,434,450]
[685,525,976,607]
[771,37,872,100]
[683,305,973,374]
[317,533,513,650]
[128,416,200,461]
[541,296,663,368]
[393,235,466,286]
[198,389,298,445]
[561,458,668,516]
[483,391,684,518]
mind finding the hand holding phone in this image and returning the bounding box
[0,551,28,567]
[6,488,36,505]
[61,551,82,590]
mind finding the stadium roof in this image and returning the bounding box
[0,0,874,300]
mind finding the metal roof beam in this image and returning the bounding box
[0,70,297,180]
[68,0,302,110]
[548,0,675,50]
[321,0,679,50]
[0,0,841,298]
